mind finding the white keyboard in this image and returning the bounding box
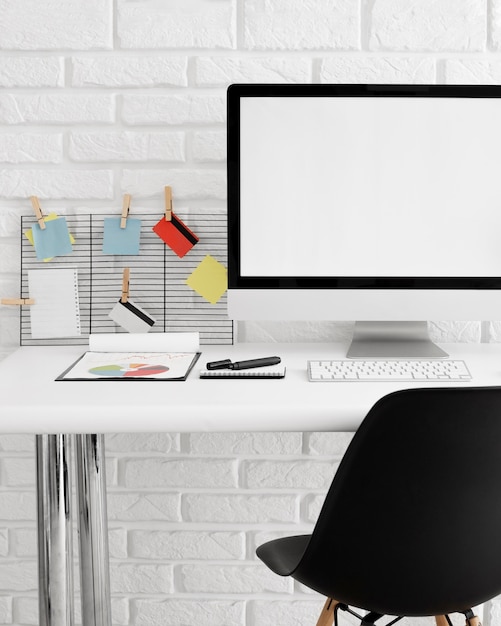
[308,359,472,382]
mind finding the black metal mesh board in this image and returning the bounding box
[20,211,233,346]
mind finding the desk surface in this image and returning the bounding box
[1,343,501,433]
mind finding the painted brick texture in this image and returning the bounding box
[0,1,499,625]
[0,432,349,626]
[0,0,494,355]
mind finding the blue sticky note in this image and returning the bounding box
[32,217,73,260]
[102,217,141,255]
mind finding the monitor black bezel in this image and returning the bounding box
[227,83,501,290]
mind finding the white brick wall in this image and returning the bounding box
[0,1,499,625]
[0,433,350,626]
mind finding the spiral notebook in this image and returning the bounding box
[199,366,286,379]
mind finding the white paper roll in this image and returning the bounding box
[89,332,200,353]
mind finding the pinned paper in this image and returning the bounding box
[108,300,155,333]
[25,213,75,262]
[153,214,199,258]
[102,217,141,255]
[28,268,81,339]
[108,268,155,333]
[152,186,199,257]
[186,255,227,304]
[31,216,73,260]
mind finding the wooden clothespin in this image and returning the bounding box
[1,298,35,306]
[121,268,130,303]
[164,186,173,222]
[30,196,46,230]
[120,194,131,229]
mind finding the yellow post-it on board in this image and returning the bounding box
[186,255,227,304]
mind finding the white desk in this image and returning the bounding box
[1,342,501,626]
[2,342,501,433]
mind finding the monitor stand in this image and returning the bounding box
[347,321,448,359]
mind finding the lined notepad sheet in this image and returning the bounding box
[28,268,81,339]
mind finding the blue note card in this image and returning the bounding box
[32,217,73,260]
[102,217,141,255]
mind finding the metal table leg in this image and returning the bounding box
[36,434,111,626]
[75,434,112,626]
[36,434,74,626]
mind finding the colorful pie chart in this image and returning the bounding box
[89,363,169,377]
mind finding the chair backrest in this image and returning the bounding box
[295,387,501,617]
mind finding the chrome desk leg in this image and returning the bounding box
[36,434,74,626]
[75,434,112,626]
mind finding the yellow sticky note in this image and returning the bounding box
[186,255,227,305]
[25,213,75,262]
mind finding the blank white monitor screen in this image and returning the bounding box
[227,85,501,336]
[239,95,501,279]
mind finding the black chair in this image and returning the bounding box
[257,387,501,626]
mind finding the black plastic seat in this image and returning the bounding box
[257,387,501,624]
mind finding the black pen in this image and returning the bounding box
[206,356,281,370]
[230,356,281,370]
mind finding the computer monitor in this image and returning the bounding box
[227,84,501,357]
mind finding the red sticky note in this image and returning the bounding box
[152,213,199,258]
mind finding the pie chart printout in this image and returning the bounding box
[56,349,199,381]
[89,363,170,378]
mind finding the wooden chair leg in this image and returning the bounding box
[436,613,482,626]
[435,616,449,626]
[316,598,339,626]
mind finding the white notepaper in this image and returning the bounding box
[28,268,81,339]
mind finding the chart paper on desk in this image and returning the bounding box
[58,350,200,381]
[28,268,81,339]
[57,332,201,381]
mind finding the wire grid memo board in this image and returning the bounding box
[20,211,234,345]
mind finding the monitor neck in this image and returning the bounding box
[347,321,448,358]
